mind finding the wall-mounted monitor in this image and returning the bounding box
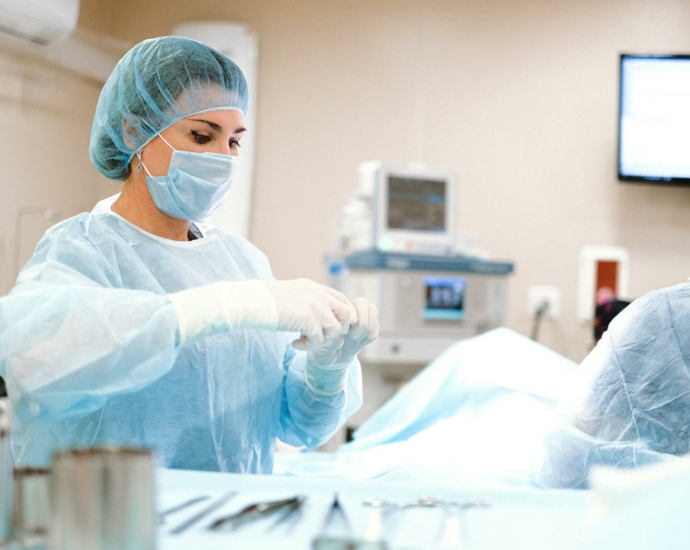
[618,54,690,185]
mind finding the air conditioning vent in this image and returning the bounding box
[0,0,79,46]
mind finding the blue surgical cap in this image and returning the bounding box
[89,36,249,181]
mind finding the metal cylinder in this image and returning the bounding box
[11,467,51,545]
[0,400,13,544]
[50,448,156,550]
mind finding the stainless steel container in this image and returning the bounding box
[11,467,51,545]
[50,447,156,550]
[0,400,13,545]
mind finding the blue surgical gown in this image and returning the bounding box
[0,195,362,471]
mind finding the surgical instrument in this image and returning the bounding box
[265,496,307,534]
[360,495,442,543]
[209,496,304,530]
[363,496,444,510]
[312,494,388,550]
[435,499,491,550]
[169,492,236,535]
[159,495,210,524]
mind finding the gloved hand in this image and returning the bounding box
[263,280,357,344]
[303,297,380,396]
[169,279,357,346]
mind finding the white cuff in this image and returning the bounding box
[304,357,353,396]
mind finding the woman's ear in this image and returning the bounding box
[122,116,141,150]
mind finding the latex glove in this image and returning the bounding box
[338,297,380,363]
[169,279,356,346]
[263,280,357,344]
[304,297,380,396]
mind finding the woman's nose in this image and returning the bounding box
[216,141,234,156]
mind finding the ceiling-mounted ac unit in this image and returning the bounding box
[0,0,79,45]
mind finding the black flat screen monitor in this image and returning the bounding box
[618,54,690,185]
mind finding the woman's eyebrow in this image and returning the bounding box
[190,119,247,134]
[190,119,222,131]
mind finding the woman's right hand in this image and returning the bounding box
[262,279,356,346]
[169,278,356,346]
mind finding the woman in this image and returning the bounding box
[0,36,378,472]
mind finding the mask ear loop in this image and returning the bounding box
[136,134,174,176]
[136,150,153,177]
[157,133,177,151]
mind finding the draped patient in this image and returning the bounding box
[539,283,690,488]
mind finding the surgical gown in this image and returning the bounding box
[0,195,362,471]
[538,283,690,488]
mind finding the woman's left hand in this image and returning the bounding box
[300,297,380,367]
[338,297,380,364]
[300,297,379,395]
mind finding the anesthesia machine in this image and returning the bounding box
[332,162,514,365]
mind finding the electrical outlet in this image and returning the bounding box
[528,286,560,318]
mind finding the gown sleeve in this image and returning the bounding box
[277,340,363,448]
[0,219,180,424]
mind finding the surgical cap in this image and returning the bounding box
[89,36,249,181]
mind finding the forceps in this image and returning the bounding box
[159,495,210,524]
[169,492,236,535]
[312,494,388,550]
[265,496,307,533]
[209,496,305,530]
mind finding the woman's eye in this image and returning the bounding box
[229,139,241,149]
[191,131,211,144]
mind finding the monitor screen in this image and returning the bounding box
[619,55,690,184]
[423,276,465,321]
[387,176,446,232]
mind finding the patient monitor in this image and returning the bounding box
[346,162,456,256]
[334,161,514,365]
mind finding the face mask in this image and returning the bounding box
[137,134,238,221]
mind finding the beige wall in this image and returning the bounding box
[0,56,103,295]
[0,0,121,296]
[35,0,690,361]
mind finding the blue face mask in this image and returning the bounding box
[138,134,238,221]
